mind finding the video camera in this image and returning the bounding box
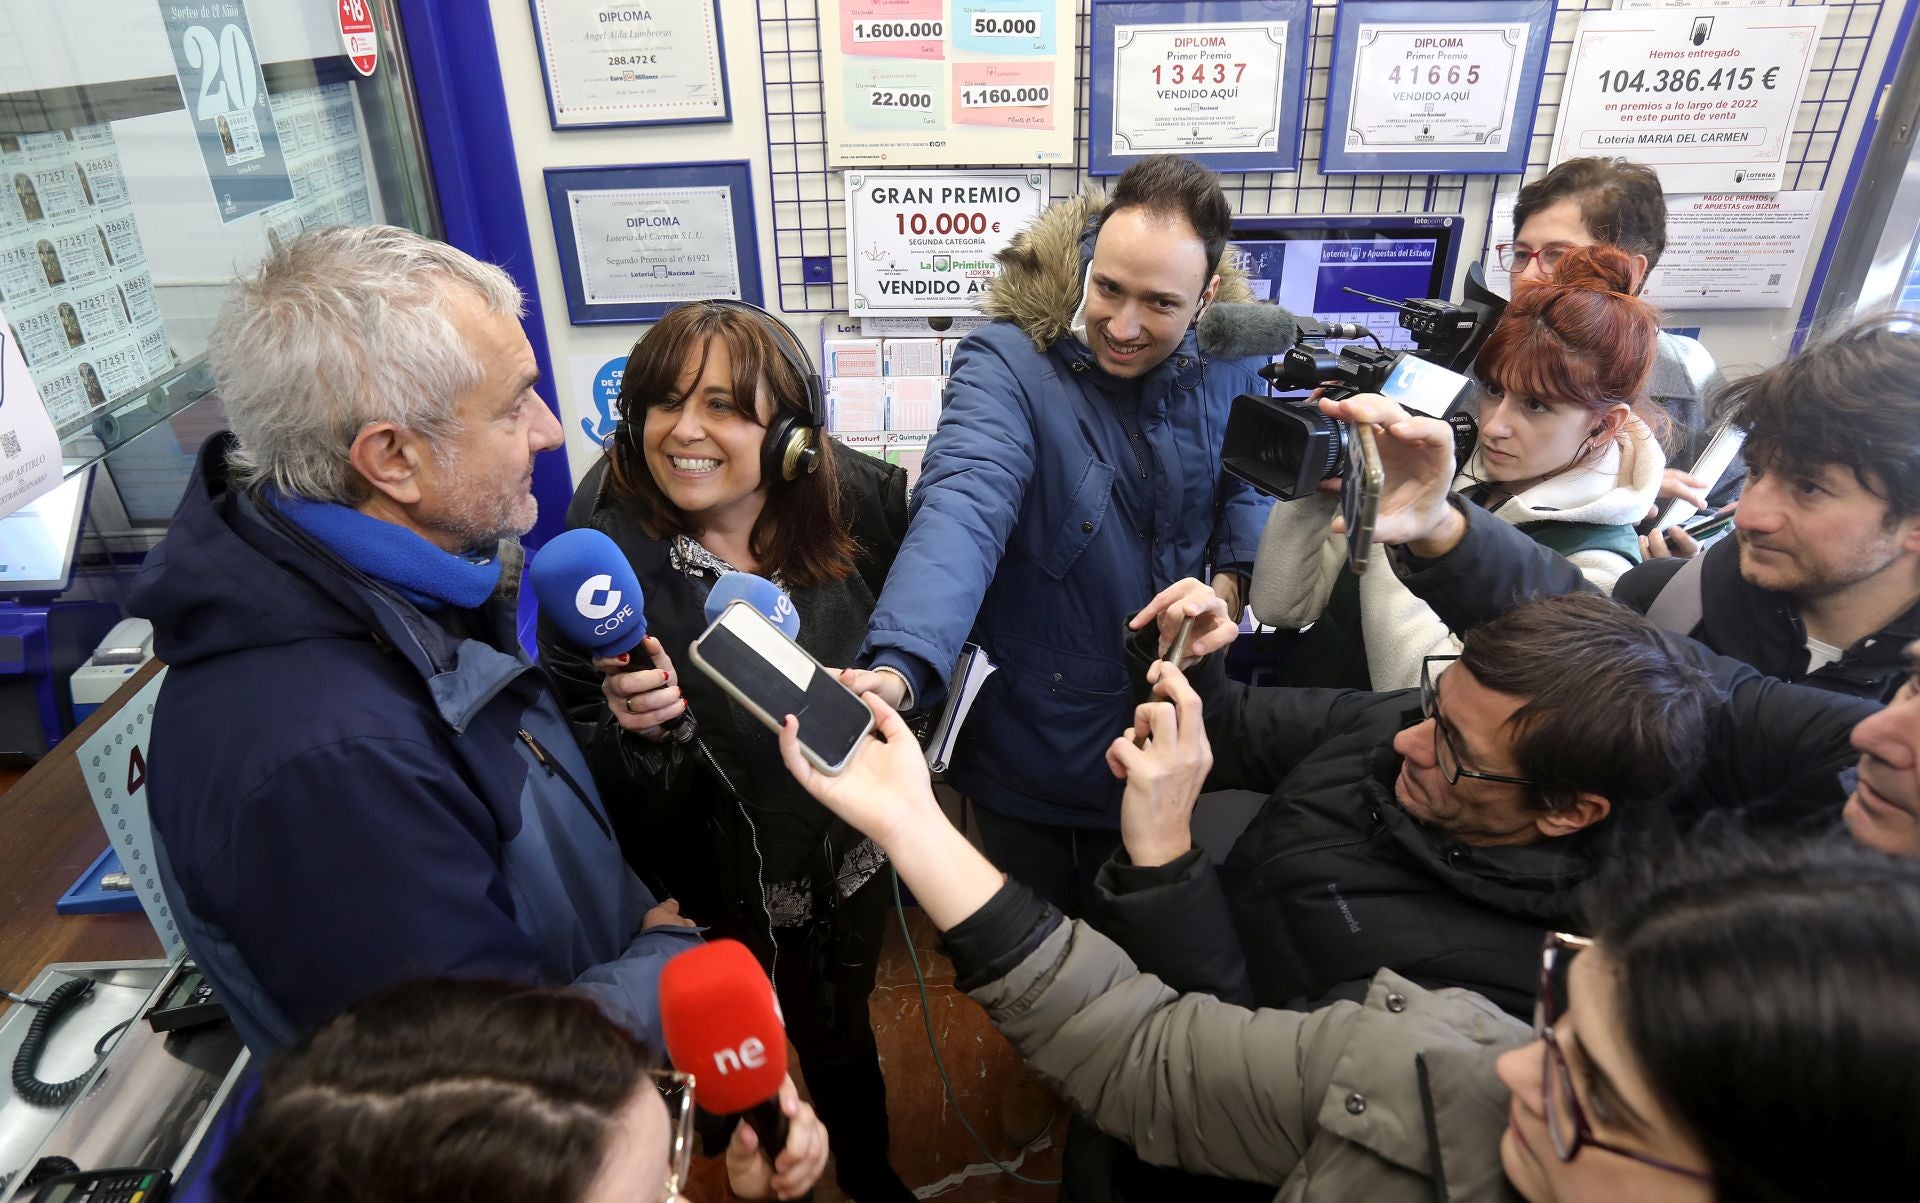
[1207,264,1506,503]
[1201,264,1507,573]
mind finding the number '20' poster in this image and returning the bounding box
[158,0,294,222]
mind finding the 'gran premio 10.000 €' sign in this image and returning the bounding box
[845,170,1046,316]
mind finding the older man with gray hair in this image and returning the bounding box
[128,226,702,1059]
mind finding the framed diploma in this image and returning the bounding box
[1089,0,1309,176]
[1323,1,1552,176]
[543,161,762,325]
[528,0,731,128]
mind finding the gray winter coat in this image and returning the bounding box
[970,917,1529,1202]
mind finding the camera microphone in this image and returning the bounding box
[1197,302,1371,359]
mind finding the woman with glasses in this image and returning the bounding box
[1251,242,1666,691]
[775,691,1920,1201]
[214,977,827,1203]
[1496,156,1727,526]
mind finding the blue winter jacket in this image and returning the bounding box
[861,193,1272,828]
[128,434,698,1058]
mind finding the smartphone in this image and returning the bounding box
[1341,423,1384,575]
[1681,508,1735,543]
[1652,422,1748,532]
[689,601,876,774]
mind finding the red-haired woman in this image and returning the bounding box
[538,301,915,1202]
[1249,244,1666,690]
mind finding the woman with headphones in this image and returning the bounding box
[1249,244,1668,691]
[537,299,916,1202]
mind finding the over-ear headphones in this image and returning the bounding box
[702,298,825,483]
[617,299,826,484]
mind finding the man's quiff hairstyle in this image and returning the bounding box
[1725,311,1920,520]
[1104,154,1233,277]
[209,225,525,504]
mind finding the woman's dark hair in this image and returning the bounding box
[609,301,856,589]
[216,979,657,1203]
[1459,593,1714,814]
[1473,243,1668,448]
[1584,838,1920,1202]
[1723,311,1920,522]
[1105,154,1233,277]
[1512,156,1669,272]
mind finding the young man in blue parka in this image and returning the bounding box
[846,155,1272,911]
[127,227,704,1059]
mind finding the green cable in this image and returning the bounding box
[891,866,1063,1187]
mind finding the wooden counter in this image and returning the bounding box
[0,659,166,995]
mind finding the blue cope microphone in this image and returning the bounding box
[529,528,648,658]
[703,572,800,639]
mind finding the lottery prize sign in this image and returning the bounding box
[846,170,1047,316]
[1548,7,1826,193]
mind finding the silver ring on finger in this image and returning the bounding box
[624,694,636,715]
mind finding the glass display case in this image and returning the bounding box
[0,0,439,531]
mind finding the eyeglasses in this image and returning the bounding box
[1534,933,1712,1183]
[653,1068,696,1203]
[1493,243,1574,274]
[1419,656,1543,789]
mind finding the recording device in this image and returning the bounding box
[659,940,800,1175]
[1681,508,1736,544]
[1651,421,1748,533]
[704,571,800,639]
[1208,267,1505,572]
[20,1165,170,1203]
[689,575,874,774]
[528,528,648,658]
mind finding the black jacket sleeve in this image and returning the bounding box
[1683,657,1876,831]
[1088,848,1255,1006]
[1387,499,1599,635]
[943,878,1064,990]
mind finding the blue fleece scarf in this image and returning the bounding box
[268,491,502,612]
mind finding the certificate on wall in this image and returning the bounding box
[1547,7,1826,193]
[846,170,1047,316]
[528,0,730,128]
[1322,0,1552,175]
[819,0,1078,167]
[543,162,763,324]
[1089,0,1309,175]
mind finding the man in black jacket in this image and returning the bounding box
[1623,313,1920,701]
[1097,579,1866,1018]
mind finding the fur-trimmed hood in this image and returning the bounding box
[980,189,1256,351]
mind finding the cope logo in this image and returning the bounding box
[576,574,636,636]
[576,574,621,619]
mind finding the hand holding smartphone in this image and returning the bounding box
[689,601,876,774]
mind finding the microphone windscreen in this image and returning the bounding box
[659,940,788,1115]
[703,572,800,638]
[528,528,648,658]
[1197,302,1303,360]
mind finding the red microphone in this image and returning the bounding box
[659,940,796,1165]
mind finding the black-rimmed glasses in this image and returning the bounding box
[1419,656,1543,789]
[1535,933,1713,1183]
